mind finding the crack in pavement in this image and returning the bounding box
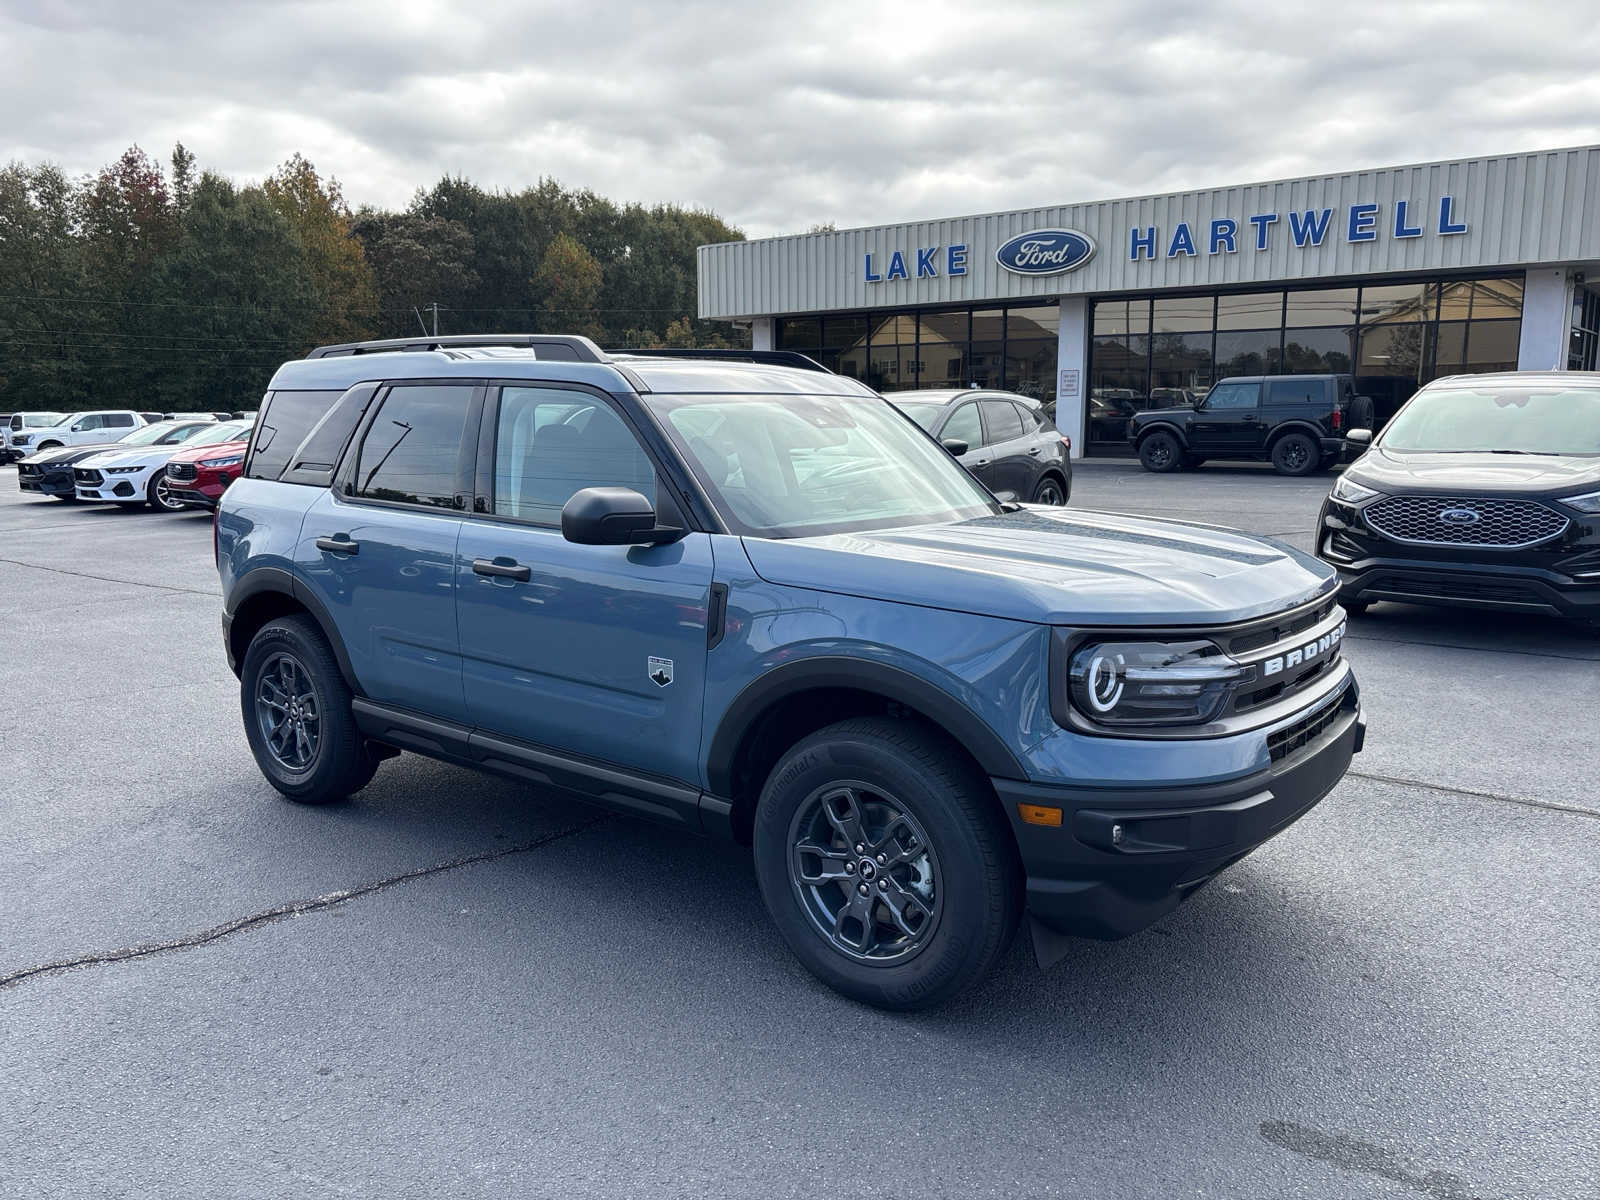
[0,556,220,597]
[0,817,608,992]
[1348,769,1599,820]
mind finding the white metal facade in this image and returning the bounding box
[697,146,1600,320]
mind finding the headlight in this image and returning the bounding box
[13,435,31,445]
[1069,640,1243,727]
[1331,476,1380,504]
[105,465,142,474]
[1562,490,1600,514]
[199,454,244,469]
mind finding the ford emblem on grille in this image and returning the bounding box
[1438,507,1482,525]
[995,229,1096,275]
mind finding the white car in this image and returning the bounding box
[74,420,251,511]
[12,409,150,457]
[3,411,68,462]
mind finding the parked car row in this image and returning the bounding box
[1,408,255,463]
[13,416,255,511]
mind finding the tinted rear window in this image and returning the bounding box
[247,390,341,481]
[1267,379,1325,406]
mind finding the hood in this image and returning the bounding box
[1349,447,1600,495]
[168,438,247,465]
[77,447,170,469]
[22,442,123,466]
[740,506,1336,626]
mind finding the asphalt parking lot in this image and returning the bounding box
[2,462,1596,1199]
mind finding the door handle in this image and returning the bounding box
[473,557,531,582]
[1028,446,1041,456]
[315,536,359,555]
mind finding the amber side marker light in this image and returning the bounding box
[1018,803,1063,827]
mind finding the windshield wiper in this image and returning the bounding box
[1485,449,1562,456]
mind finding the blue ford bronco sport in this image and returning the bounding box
[218,335,1364,1009]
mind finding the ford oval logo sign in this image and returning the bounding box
[995,229,1096,275]
[1438,507,1482,525]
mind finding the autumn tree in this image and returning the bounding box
[533,232,604,340]
[263,154,377,345]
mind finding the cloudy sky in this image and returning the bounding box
[4,0,1599,239]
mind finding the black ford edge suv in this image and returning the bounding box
[1317,371,1600,625]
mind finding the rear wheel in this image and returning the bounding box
[1031,474,1066,505]
[1271,432,1320,476]
[752,717,1022,1010]
[1138,432,1183,473]
[240,615,377,805]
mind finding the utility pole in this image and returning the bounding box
[429,302,440,336]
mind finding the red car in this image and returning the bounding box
[163,436,248,509]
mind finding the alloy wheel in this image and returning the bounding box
[1281,441,1310,471]
[255,652,321,772]
[787,781,943,964]
[1034,479,1064,505]
[154,471,184,511]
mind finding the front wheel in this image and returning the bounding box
[148,468,187,512]
[1031,474,1067,506]
[752,717,1022,1010]
[1271,432,1320,476]
[1138,432,1183,473]
[240,615,377,804]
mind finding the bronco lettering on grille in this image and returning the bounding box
[1262,622,1344,678]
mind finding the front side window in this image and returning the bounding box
[75,415,103,431]
[353,385,473,508]
[492,387,657,525]
[1379,384,1600,455]
[1205,382,1260,411]
[979,399,1024,444]
[181,422,250,447]
[646,392,997,539]
[941,402,982,448]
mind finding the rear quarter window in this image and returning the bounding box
[246,390,342,481]
[1266,379,1326,406]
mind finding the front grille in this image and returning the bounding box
[74,468,103,486]
[1220,597,1337,656]
[1268,685,1352,763]
[1368,571,1548,605]
[1213,596,1347,720]
[166,462,198,482]
[1364,495,1568,549]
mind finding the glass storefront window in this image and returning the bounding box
[1359,282,1436,326]
[1006,305,1059,340]
[1094,299,1148,336]
[1284,287,1359,327]
[1216,292,1284,330]
[777,316,820,349]
[1152,296,1213,332]
[918,312,968,386]
[1463,319,1520,372]
[1215,329,1281,378]
[1150,332,1211,406]
[1089,334,1148,444]
[1004,339,1056,403]
[1282,328,1357,374]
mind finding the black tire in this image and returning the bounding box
[1030,474,1067,506]
[752,716,1022,1010]
[1138,431,1183,473]
[1270,432,1320,476]
[240,615,377,805]
[1181,454,1207,469]
[147,467,186,512]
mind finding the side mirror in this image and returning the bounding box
[561,486,681,546]
[940,438,969,456]
[1346,428,1373,445]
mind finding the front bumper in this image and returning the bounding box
[18,469,76,496]
[998,683,1362,939]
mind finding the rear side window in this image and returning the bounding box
[1267,379,1325,406]
[279,384,380,487]
[980,400,1024,444]
[105,413,135,428]
[491,387,656,525]
[247,390,341,480]
[353,385,474,509]
[1014,401,1045,429]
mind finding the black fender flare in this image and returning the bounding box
[1265,420,1328,449]
[703,655,1027,798]
[1133,421,1190,451]
[226,565,361,694]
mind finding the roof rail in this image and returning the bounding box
[609,348,834,374]
[306,334,607,362]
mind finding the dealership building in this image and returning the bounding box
[695,145,1600,457]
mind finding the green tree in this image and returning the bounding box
[264,154,377,345]
[533,232,604,340]
[350,211,478,337]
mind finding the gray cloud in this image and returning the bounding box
[3,0,1599,238]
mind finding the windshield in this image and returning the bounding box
[118,422,197,445]
[17,412,64,429]
[1379,384,1600,455]
[184,422,250,446]
[644,392,998,538]
[894,402,946,431]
